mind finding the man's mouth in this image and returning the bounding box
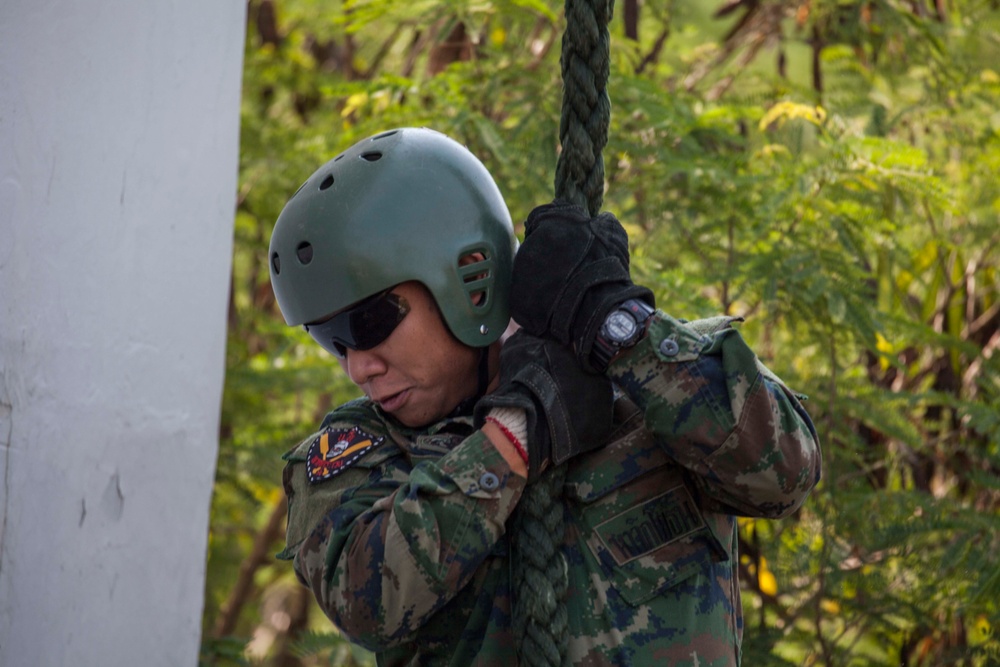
[374,389,409,413]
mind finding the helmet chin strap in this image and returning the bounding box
[448,347,491,418]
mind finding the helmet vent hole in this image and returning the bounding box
[296,242,314,265]
[372,130,398,140]
[319,174,334,190]
[360,151,383,162]
[271,253,281,275]
[458,251,493,310]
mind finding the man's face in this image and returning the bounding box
[336,281,481,428]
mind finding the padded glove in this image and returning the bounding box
[474,330,614,481]
[510,201,654,372]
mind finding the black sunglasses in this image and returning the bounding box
[304,289,410,358]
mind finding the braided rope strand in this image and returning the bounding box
[513,466,570,666]
[555,0,614,217]
[514,0,614,664]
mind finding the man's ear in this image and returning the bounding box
[459,252,487,305]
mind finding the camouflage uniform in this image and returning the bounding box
[278,313,821,666]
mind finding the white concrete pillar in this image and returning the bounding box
[0,1,245,665]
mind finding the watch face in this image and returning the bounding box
[604,311,637,342]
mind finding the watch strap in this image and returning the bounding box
[590,299,655,372]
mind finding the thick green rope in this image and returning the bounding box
[555,0,614,217]
[513,0,614,665]
[511,465,569,667]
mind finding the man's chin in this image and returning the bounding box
[382,399,435,429]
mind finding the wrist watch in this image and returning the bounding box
[591,298,656,371]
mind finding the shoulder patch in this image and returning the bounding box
[306,426,385,484]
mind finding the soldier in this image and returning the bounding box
[270,127,821,666]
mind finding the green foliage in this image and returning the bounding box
[291,631,376,667]
[205,1,1000,665]
[201,636,252,667]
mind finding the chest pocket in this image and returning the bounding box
[564,412,730,606]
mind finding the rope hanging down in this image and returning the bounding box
[513,0,614,665]
[555,0,614,217]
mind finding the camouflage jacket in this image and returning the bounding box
[278,313,821,666]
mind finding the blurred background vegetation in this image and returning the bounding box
[201,0,1000,665]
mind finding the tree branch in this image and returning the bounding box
[636,28,670,75]
[213,495,289,639]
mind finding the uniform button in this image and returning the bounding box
[659,338,680,357]
[479,472,500,491]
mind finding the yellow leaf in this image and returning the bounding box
[755,144,791,160]
[821,599,841,614]
[758,557,778,597]
[759,570,777,597]
[875,332,892,354]
[970,615,992,645]
[341,92,369,118]
[491,27,507,47]
[759,101,827,131]
[874,333,893,371]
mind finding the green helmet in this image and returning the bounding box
[268,127,516,348]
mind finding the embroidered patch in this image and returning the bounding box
[306,426,385,484]
[594,486,706,565]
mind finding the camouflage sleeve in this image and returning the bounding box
[278,409,525,651]
[607,312,821,518]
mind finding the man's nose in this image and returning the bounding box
[344,346,388,385]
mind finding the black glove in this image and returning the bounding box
[510,201,654,371]
[474,330,614,481]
